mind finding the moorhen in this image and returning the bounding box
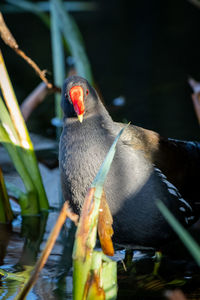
[59,75,200,249]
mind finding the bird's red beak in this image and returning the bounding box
[69,86,85,123]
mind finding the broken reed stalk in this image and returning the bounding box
[16,201,78,300]
[20,82,51,121]
[0,12,60,92]
[72,126,127,300]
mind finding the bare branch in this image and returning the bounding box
[0,12,61,92]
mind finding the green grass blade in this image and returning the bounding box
[0,97,46,214]
[52,0,93,84]
[50,0,65,135]
[73,125,127,300]
[0,168,13,223]
[92,124,129,189]
[5,181,30,212]
[157,199,200,266]
[5,0,50,27]
[0,97,20,146]
[0,124,38,215]
[0,51,33,150]
[90,251,117,300]
[3,1,98,13]
[102,259,117,300]
[20,148,49,211]
[6,0,93,84]
[5,0,71,54]
[0,51,49,211]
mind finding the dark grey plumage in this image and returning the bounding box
[59,76,200,249]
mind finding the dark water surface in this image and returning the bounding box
[1,209,200,299]
[0,210,76,299]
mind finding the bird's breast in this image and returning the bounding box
[59,123,113,209]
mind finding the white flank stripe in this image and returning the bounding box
[178,198,193,212]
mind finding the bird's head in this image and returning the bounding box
[61,76,98,122]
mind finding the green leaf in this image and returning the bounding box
[157,199,200,266]
[0,125,38,215]
[0,96,20,146]
[73,125,127,300]
[0,51,49,211]
[50,0,65,129]
[92,123,129,189]
[0,168,13,223]
[5,0,50,27]
[102,259,117,300]
[52,0,93,84]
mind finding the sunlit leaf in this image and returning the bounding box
[0,96,20,146]
[0,51,49,211]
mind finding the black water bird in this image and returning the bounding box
[59,75,200,249]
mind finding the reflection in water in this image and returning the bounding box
[1,211,200,299]
[0,211,76,299]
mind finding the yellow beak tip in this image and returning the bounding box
[78,114,83,123]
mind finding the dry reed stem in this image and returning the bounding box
[16,201,78,300]
[0,12,60,92]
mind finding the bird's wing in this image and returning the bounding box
[114,122,200,211]
[113,122,161,161]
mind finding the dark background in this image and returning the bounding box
[1,0,200,139]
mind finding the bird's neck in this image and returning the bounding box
[64,98,113,128]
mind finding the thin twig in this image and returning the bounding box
[16,201,78,300]
[0,12,60,92]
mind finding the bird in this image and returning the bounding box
[59,75,200,250]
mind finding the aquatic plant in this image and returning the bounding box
[0,51,49,215]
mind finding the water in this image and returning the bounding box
[0,211,75,299]
[1,1,200,298]
[1,210,200,299]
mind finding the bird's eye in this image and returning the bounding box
[86,89,89,96]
